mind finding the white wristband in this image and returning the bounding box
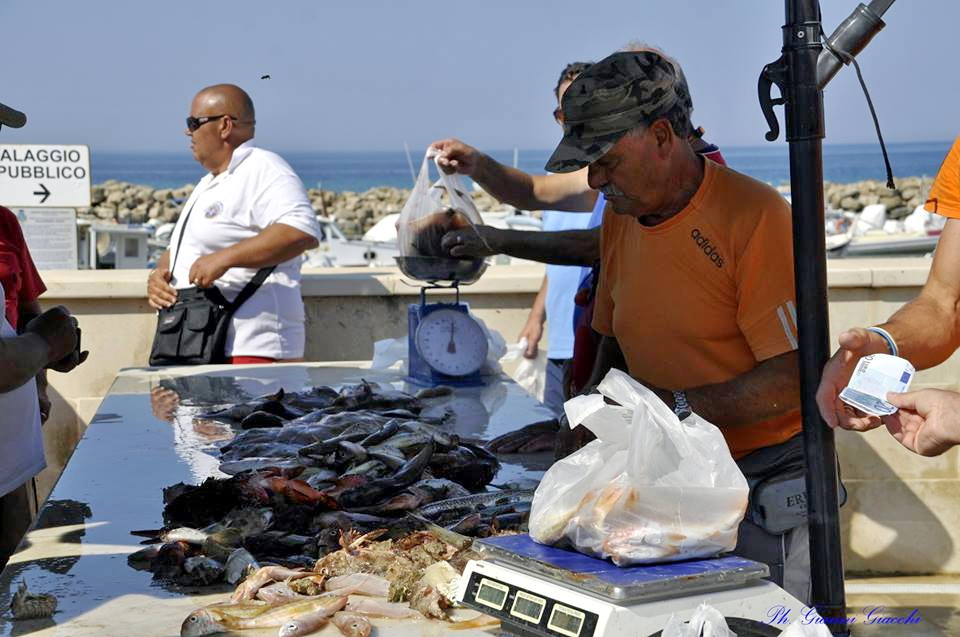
[866,326,899,357]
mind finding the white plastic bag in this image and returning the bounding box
[371,337,409,372]
[501,337,548,401]
[661,603,735,637]
[528,368,749,566]
[397,149,484,258]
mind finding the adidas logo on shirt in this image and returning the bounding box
[690,228,725,268]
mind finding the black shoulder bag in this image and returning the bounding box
[149,200,275,366]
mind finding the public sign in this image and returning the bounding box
[0,144,91,207]
[13,208,78,270]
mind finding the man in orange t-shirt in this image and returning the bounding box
[818,135,960,457]
[546,50,808,601]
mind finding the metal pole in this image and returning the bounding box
[781,0,848,632]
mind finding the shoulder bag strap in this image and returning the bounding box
[168,196,200,276]
[227,265,276,312]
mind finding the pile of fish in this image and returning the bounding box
[180,527,498,636]
[133,381,535,586]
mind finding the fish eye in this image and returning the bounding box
[189,616,197,622]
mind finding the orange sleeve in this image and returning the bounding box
[924,136,960,218]
[735,197,799,361]
[591,210,615,337]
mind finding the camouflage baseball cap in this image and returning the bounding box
[545,50,692,173]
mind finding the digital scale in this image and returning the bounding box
[457,534,810,637]
[396,255,490,387]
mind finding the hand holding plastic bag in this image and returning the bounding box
[529,369,749,565]
[397,148,484,258]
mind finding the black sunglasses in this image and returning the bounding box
[186,114,237,132]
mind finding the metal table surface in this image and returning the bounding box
[0,362,554,636]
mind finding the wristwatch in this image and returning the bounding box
[672,390,692,420]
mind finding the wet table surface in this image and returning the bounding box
[0,362,555,636]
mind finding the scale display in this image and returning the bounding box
[476,578,510,610]
[414,306,488,377]
[463,570,600,637]
[512,591,547,623]
[549,605,587,637]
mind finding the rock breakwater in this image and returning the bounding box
[79,176,936,238]
[80,180,510,238]
[824,176,935,220]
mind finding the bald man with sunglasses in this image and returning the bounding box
[147,84,320,364]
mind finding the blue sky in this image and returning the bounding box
[0,1,954,153]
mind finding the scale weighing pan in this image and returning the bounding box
[476,534,769,602]
[395,256,486,285]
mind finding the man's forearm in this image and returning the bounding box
[218,224,318,269]
[662,350,800,428]
[880,294,960,370]
[0,333,50,392]
[873,218,960,369]
[526,277,548,326]
[474,155,596,212]
[488,227,599,266]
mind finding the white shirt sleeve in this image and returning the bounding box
[252,172,321,239]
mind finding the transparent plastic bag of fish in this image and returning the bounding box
[528,369,749,566]
[396,148,485,259]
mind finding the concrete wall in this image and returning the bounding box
[33,258,960,575]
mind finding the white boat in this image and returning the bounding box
[303,216,401,267]
[826,203,943,258]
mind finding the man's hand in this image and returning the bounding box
[884,389,960,457]
[189,252,231,288]
[440,225,499,258]
[431,139,483,177]
[147,265,178,310]
[518,321,543,359]
[554,414,596,460]
[816,328,890,431]
[24,306,78,366]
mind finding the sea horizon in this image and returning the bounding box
[90,140,954,193]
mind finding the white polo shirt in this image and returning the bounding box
[0,282,44,498]
[169,142,320,359]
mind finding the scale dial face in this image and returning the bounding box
[415,307,489,377]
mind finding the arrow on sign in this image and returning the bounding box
[33,183,50,204]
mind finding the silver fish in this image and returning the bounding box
[219,457,306,475]
[225,548,260,585]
